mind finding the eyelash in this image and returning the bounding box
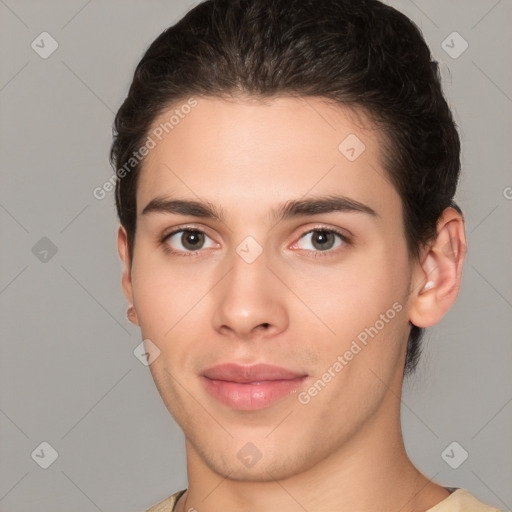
[160,225,352,258]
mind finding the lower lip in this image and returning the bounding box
[200,375,308,410]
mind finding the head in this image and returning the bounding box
[111,0,466,481]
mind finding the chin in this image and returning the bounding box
[201,445,313,483]
[210,460,301,483]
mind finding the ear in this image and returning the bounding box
[408,207,467,328]
[117,225,139,326]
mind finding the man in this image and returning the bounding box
[111,0,500,510]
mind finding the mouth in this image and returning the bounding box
[200,363,309,410]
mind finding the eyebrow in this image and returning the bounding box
[141,194,378,223]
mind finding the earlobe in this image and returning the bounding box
[408,207,467,328]
[117,225,138,325]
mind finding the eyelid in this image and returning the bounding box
[296,224,352,241]
[162,223,214,240]
[161,224,218,254]
[289,224,352,252]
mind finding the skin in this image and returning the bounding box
[117,96,466,512]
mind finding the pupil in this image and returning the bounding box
[183,231,203,250]
[313,231,334,251]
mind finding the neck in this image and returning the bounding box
[175,405,449,512]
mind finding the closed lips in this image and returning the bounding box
[201,363,307,383]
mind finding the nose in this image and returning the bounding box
[211,247,289,341]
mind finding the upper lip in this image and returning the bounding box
[201,363,307,383]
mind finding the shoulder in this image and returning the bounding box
[145,489,187,512]
[427,488,503,512]
[145,488,502,512]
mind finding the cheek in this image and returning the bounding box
[130,257,203,392]
[130,255,180,341]
[294,254,409,419]
[302,241,410,365]
[130,246,206,335]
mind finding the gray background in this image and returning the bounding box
[1,1,511,511]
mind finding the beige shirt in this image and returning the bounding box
[145,488,502,512]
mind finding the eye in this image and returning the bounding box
[162,228,217,255]
[161,226,350,257]
[293,228,349,253]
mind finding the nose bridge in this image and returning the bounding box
[211,235,288,339]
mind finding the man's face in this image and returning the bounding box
[123,96,417,480]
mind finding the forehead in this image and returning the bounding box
[135,96,399,221]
